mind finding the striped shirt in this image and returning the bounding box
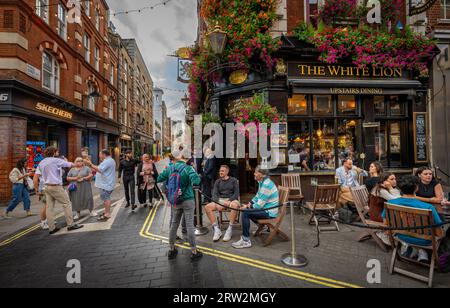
[251,177,279,218]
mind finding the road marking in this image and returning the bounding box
[0,184,122,248]
[139,203,363,289]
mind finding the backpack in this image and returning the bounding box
[166,164,188,207]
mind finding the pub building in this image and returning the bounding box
[211,36,433,199]
[0,79,120,173]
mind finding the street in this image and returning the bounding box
[1,183,449,288]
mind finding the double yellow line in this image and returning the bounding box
[140,203,362,289]
[0,224,41,248]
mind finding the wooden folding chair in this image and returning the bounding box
[218,180,241,228]
[350,185,389,252]
[254,187,290,247]
[385,203,443,288]
[306,184,340,232]
[281,174,304,203]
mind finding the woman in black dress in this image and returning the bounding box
[415,167,445,205]
[365,162,383,192]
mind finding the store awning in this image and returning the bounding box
[289,78,423,95]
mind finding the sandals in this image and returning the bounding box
[97,214,110,222]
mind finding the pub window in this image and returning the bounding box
[313,95,333,115]
[313,119,335,170]
[374,96,386,116]
[442,0,450,19]
[389,96,404,116]
[337,95,357,115]
[42,51,60,95]
[288,95,308,115]
[288,121,311,170]
[337,119,359,167]
[3,10,14,29]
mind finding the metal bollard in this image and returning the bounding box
[281,201,308,268]
[193,187,208,236]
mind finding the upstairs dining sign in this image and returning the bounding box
[288,62,405,79]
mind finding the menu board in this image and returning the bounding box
[413,113,429,163]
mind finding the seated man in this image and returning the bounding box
[205,165,240,242]
[232,166,279,249]
[384,175,444,264]
[335,158,368,208]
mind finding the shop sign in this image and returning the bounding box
[409,0,438,16]
[26,64,41,81]
[0,93,9,102]
[86,122,97,128]
[288,62,404,79]
[35,102,73,120]
[330,88,383,95]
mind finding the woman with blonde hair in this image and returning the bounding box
[67,157,95,220]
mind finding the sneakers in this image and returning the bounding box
[3,212,12,219]
[418,249,429,264]
[191,251,203,261]
[125,202,131,208]
[376,232,391,246]
[26,211,36,217]
[213,228,223,242]
[90,211,98,217]
[67,224,84,232]
[41,221,49,230]
[73,214,80,221]
[223,227,233,242]
[232,237,252,249]
[168,249,178,260]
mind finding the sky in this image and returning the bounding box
[107,0,198,121]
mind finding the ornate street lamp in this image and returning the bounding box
[206,24,227,56]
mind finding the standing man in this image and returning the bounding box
[85,149,116,221]
[118,150,138,209]
[33,146,83,234]
[157,153,203,261]
[201,148,216,201]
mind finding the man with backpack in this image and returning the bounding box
[157,153,203,261]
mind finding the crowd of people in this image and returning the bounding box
[336,159,450,264]
[2,144,450,265]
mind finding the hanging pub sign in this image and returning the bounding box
[177,58,192,83]
[287,62,404,79]
[409,0,438,16]
[413,112,429,163]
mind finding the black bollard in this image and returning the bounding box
[193,187,208,236]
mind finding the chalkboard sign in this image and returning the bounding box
[413,112,429,163]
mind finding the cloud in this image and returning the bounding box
[108,0,197,121]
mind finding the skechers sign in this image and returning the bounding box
[35,102,73,120]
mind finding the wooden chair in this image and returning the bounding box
[281,174,304,204]
[350,185,389,252]
[385,203,443,288]
[306,184,340,232]
[218,180,241,228]
[254,187,290,247]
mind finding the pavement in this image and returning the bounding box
[0,183,449,288]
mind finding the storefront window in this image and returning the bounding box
[288,95,308,115]
[374,96,386,116]
[288,121,311,170]
[313,95,333,115]
[313,120,335,170]
[337,95,357,115]
[389,122,402,166]
[337,120,359,167]
[389,96,404,116]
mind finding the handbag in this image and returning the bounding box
[68,182,77,192]
[25,177,35,191]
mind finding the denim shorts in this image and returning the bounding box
[100,189,113,201]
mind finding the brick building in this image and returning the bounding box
[423,0,450,186]
[0,0,121,204]
[121,39,154,159]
